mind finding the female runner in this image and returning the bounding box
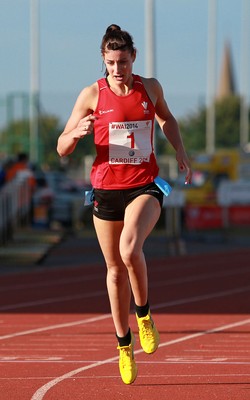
[57,24,192,385]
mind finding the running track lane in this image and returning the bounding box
[0,248,250,399]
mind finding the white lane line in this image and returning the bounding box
[0,271,105,293]
[0,314,111,341]
[1,264,249,294]
[30,317,250,400]
[0,290,107,312]
[1,260,250,312]
[1,284,250,341]
[0,374,250,385]
[151,285,250,311]
[150,266,250,289]
[1,279,250,313]
[2,373,250,381]
[1,360,250,365]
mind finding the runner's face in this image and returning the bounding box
[103,49,135,84]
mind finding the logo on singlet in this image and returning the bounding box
[99,109,114,115]
[142,101,150,114]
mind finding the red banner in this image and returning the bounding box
[185,205,250,230]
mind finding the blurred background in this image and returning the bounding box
[0,0,250,254]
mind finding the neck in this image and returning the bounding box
[107,75,134,96]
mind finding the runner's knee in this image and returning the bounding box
[120,243,142,269]
[106,264,128,285]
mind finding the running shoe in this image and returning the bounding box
[117,331,138,384]
[136,311,159,354]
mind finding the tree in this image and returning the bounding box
[215,95,241,148]
[178,107,206,152]
[177,95,249,154]
[0,115,96,169]
[1,96,249,170]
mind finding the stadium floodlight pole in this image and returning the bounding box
[145,0,157,152]
[145,0,155,78]
[240,0,249,148]
[206,0,217,155]
[29,0,40,164]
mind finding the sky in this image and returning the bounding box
[0,0,249,129]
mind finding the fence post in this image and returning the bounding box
[163,188,186,255]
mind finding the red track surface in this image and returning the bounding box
[0,240,250,399]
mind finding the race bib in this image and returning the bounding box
[109,120,152,164]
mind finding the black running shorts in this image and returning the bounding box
[93,182,163,221]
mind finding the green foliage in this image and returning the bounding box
[215,96,241,147]
[178,107,207,152]
[0,116,61,166]
[1,96,248,169]
[0,119,30,155]
[39,115,62,167]
[67,130,95,166]
[0,114,96,169]
[178,95,249,154]
[155,125,170,155]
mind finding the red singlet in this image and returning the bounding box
[91,74,159,189]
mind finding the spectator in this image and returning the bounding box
[5,152,36,193]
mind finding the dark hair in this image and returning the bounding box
[101,24,136,55]
[101,25,136,77]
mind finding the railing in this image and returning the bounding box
[0,177,31,246]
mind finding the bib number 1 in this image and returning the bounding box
[109,120,152,164]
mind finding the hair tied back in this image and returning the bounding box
[106,24,121,34]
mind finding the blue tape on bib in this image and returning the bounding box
[154,176,172,197]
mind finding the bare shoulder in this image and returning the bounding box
[140,76,163,105]
[76,81,99,111]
